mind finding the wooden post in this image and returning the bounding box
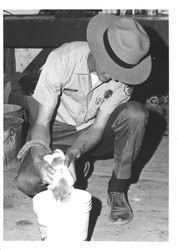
[4,48,16,82]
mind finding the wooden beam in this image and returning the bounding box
[4,17,88,48]
[4,48,16,76]
[3,16,168,48]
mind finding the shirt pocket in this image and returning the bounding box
[62,88,84,103]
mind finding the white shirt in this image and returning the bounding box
[33,41,132,130]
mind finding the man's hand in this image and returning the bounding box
[37,159,56,184]
[31,147,55,185]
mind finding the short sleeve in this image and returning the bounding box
[33,49,66,107]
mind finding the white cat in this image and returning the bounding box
[43,149,74,202]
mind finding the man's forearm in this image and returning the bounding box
[30,123,51,146]
[25,123,51,164]
[69,127,103,156]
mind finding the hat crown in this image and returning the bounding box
[86,14,152,85]
[107,18,150,65]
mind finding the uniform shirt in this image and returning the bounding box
[33,41,132,131]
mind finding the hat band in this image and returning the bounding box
[103,29,142,69]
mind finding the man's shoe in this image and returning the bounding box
[107,192,133,224]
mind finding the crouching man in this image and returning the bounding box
[17,13,151,224]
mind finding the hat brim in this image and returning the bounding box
[87,14,152,85]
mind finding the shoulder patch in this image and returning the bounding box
[104,89,113,99]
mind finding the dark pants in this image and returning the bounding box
[17,101,148,197]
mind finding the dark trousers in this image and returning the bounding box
[17,101,148,197]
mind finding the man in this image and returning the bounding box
[17,13,152,224]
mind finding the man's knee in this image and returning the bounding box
[111,101,148,131]
[124,101,149,123]
[16,172,41,197]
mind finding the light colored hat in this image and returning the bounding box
[87,14,152,85]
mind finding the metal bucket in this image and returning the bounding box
[4,104,27,120]
[4,116,24,171]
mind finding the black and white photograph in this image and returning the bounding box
[2,3,174,248]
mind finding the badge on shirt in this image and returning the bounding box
[104,89,113,99]
[95,89,113,105]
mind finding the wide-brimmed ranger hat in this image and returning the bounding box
[87,14,152,85]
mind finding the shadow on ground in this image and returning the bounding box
[87,196,102,241]
[130,110,167,184]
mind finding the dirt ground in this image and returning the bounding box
[3,133,168,242]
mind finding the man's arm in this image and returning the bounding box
[29,102,57,183]
[65,109,111,165]
[30,103,55,145]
